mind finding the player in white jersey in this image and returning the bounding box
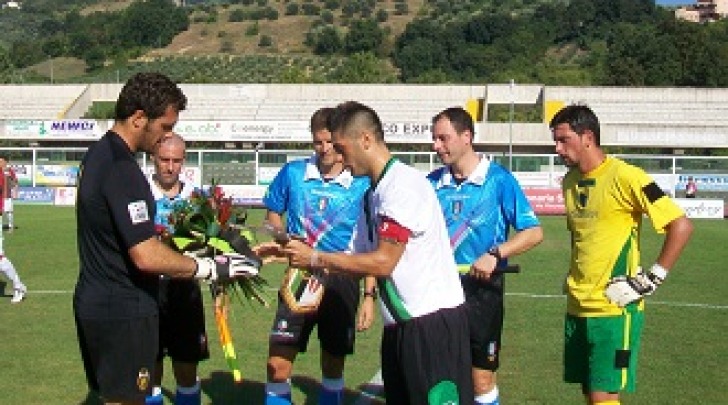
[0,228,25,303]
[261,101,474,404]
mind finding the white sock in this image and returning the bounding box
[266,380,292,397]
[475,386,500,405]
[0,256,22,289]
[151,386,163,397]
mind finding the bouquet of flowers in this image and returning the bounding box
[158,181,268,382]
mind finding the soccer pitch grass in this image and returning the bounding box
[1,205,726,404]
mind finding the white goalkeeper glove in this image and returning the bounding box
[605,264,668,307]
[192,253,261,282]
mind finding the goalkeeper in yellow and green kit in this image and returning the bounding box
[550,104,693,405]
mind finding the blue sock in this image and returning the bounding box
[265,381,292,405]
[174,379,201,405]
[174,387,201,405]
[319,377,344,405]
[145,387,164,405]
[265,394,292,405]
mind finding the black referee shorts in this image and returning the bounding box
[269,273,359,356]
[461,275,505,371]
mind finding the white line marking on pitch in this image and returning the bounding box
[353,369,383,405]
[505,292,728,310]
[17,290,728,310]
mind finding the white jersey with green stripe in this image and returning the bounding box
[352,160,464,326]
[563,156,685,316]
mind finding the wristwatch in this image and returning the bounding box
[363,287,378,300]
[487,245,502,261]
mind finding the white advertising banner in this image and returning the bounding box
[54,187,77,206]
[5,119,104,139]
[3,119,441,142]
[218,185,267,206]
[674,198,724,219]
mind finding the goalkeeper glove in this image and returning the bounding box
[193,253,261,282]
[604,264,668,307]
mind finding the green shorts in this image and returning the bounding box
[563,310,644,393]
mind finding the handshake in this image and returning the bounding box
[604,264,668,307]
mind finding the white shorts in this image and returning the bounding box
[3,198,12,213]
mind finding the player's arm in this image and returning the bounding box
[495,225,544,260]
[265,210,284,231]
[129,236,197,278]
[357,275,378,331]
[130,237,260,281]
[654,215,693,272]
[284,217,409,277]
[469,226,543,280]
[606,215,693,307]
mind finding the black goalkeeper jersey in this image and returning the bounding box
[74,131,159,319]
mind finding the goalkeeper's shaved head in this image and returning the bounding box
[328,101,385,142]
[155,131,186,154]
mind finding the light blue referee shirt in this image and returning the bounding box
[263,156,370,253]
[150,180,195,231]
[427,157,540,267]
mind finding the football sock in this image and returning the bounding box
[475,386,500,405]
[145,386,164,405]
[175,379,201,405]
[593,401,620,405]
[319,377,344,405]
[6,211,12,228]
[265,381,292,404]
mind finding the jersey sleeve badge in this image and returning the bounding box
[128,200,150,224]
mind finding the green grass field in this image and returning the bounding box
[1,205,726,404]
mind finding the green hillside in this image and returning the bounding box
[3,0,726,87]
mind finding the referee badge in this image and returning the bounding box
[452,200,463,218]
[136,367,150,391]
[318,196,328,212]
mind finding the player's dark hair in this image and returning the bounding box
[432,107,475,139]
[549,104,601,146]
[327,101,385,142]
[115,72,187,121]
[310,107,335,134]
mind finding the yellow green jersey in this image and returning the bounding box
[563,156,684,317]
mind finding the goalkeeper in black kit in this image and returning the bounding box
[550,104,693,405]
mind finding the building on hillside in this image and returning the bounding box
[676,0,728,22]
[2,1,21,9]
